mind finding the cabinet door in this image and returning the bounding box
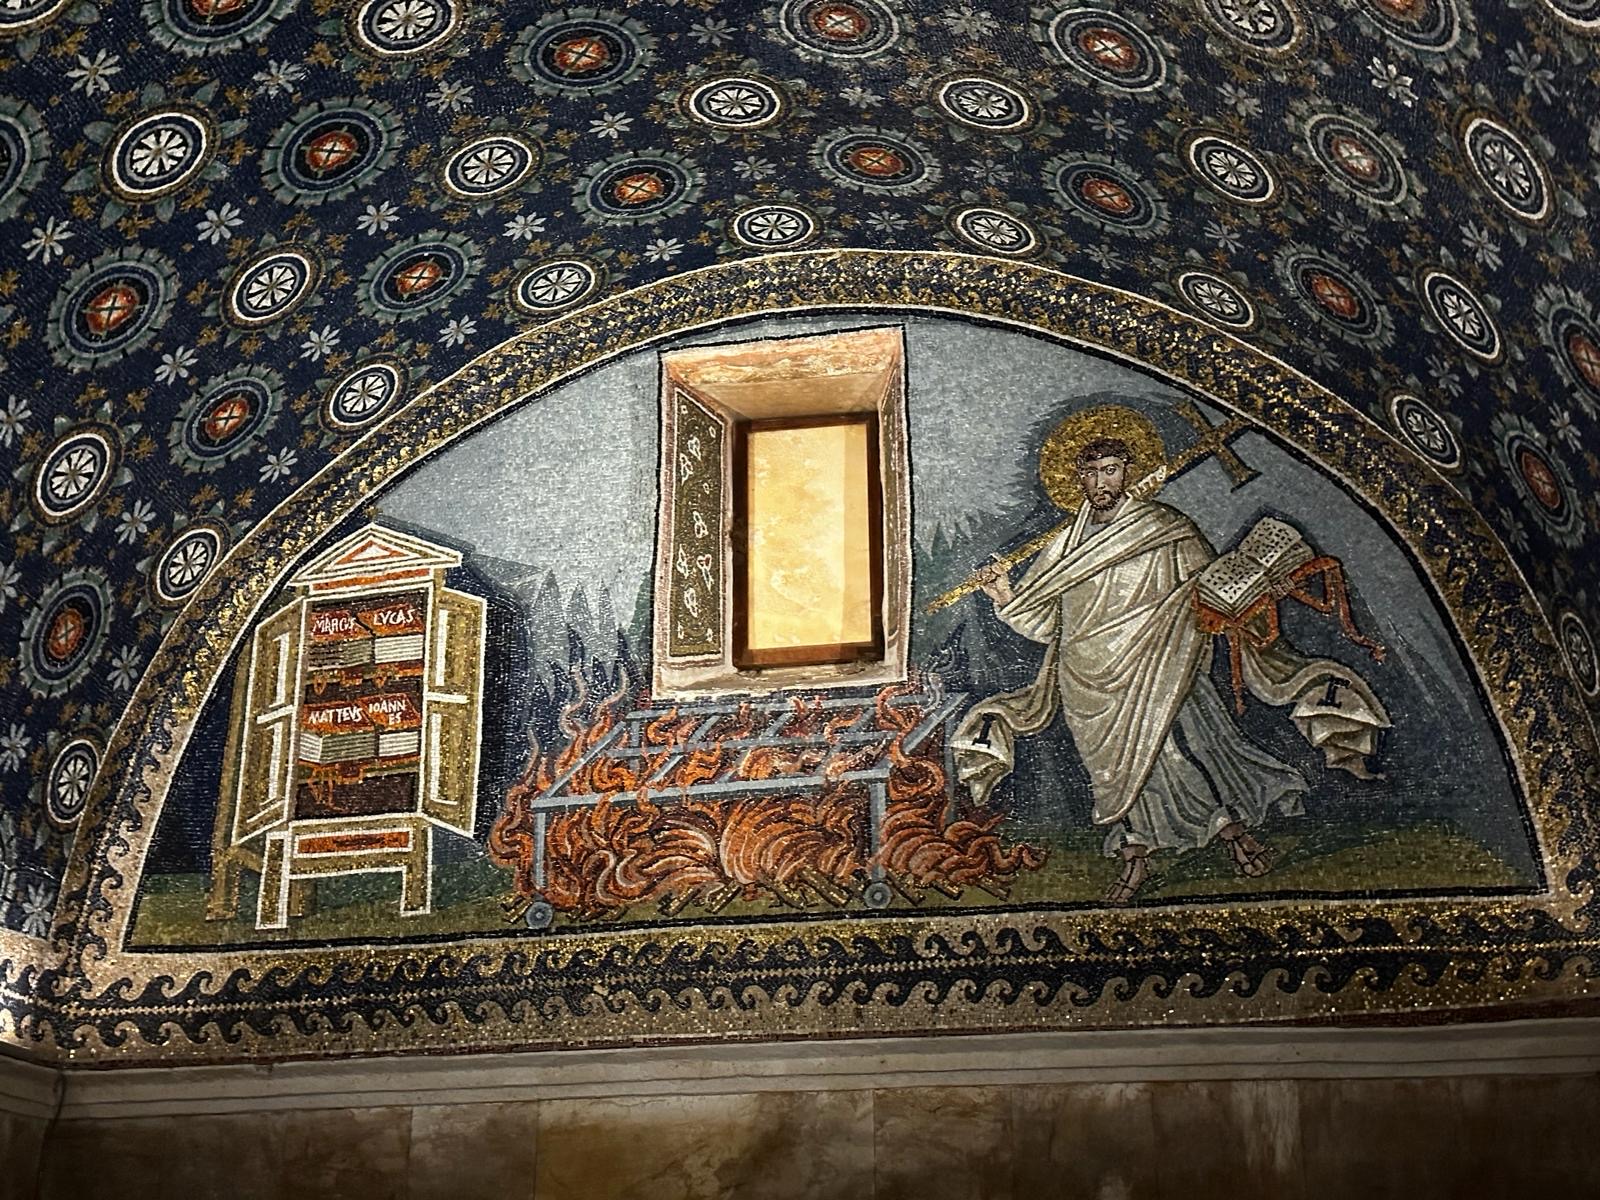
[231,598,304,845]
[419,587,485,836]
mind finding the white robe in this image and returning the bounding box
[951,498,1390,854]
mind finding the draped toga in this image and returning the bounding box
[950,498,1389,854]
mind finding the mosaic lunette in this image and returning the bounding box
[34,259,1587,1068]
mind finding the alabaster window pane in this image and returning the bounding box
[744,421,874,652]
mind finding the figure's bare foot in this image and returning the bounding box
[1220,823,1274,878]
[1104,849,1150,905]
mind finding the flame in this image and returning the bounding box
[488,671,1046,920]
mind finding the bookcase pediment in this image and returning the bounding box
[291,524,463,589]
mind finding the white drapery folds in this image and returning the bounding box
[951,499,1390,836]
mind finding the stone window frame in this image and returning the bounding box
[652,326,911,698]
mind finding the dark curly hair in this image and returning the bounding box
[1076,436,1135,469]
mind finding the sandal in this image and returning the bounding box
[1223,829,1275,878]
[1104,852,1151,905]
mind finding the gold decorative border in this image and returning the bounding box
[35,251,1598,1064]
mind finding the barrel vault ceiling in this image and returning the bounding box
[0,0,1598,944]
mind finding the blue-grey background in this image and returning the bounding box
[150,313,1536,887]
[384,313,1536,876]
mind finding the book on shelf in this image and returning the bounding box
[306,634,424,669]
[1195,517,1315,619]
[298,730,378,765]
[377,729,421,758]
[373,632,424,664]
[308,640,373,669]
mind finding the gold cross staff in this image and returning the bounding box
[1172,398,1259,491]
[924,408,1258,614]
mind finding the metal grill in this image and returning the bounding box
[518,685,967,928]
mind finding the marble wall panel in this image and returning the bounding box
[535,1090,873,1200]
[874,1084,1012,1200]
[17,1074,1600,1199]
[0,1110,46,1196]
[37,1107,410,1200]
[1146,1079,1305,1195]
[1013,1081,1167,1197]
[408,1101,539,1200]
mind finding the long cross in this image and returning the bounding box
[1173,398,1259,490]
[924,406,1258,614]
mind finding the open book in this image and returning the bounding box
[1196,517,1315,618]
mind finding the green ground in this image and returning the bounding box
[129,817,1534,949]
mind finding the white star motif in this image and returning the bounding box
[375,0,442,42]
[128,126,192,179]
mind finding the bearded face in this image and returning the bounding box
[1078,454,1129,514]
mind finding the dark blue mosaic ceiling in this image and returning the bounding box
[1,0,1599,936]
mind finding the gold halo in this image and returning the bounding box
[1038,404,1168,511]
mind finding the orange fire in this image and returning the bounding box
[488,675,1046,920]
